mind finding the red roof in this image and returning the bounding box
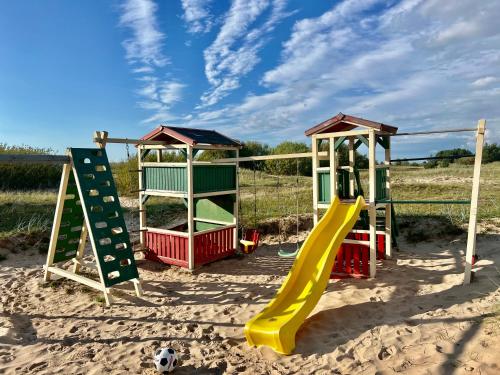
[141,125,241,147]
[304,113,398,136]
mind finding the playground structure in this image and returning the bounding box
[0,113,486,343]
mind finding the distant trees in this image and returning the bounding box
[483,143,500,163]
[0,143,62,190]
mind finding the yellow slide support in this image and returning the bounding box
[244,196,366,354]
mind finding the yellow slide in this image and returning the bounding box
[244,196,366,354]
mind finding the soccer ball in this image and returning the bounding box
[153,347,178,373]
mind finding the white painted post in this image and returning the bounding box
[368,129,377,278]
[312,136,319,225]
[187,145,195,270]
[464,119,486,284]
[44,162,72,281]
[348,137,355,198]
[385,136,392,258]
[329,137,337,202]
[234,148,239,250]
[137,146,146,248]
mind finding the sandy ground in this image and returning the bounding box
[0,226,499,374]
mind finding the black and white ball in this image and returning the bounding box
[153,347,178,373]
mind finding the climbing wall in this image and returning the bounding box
[69,148,139,288]
[52,171,85,263]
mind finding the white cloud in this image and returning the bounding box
[191,0,500,153]
[471,76,497,87]
[181,0,213,34]
[119,0,167,67]
[200,0,290,107]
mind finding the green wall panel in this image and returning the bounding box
[142,165,236,193]
[194,195,235,231]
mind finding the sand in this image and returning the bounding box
[0,226,499,374]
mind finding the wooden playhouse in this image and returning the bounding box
[136,126,241,270]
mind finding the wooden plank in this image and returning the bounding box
[233,149,239,250]
[392,128,477,136]
[194,225,236,236]
[348,137,355,198]
[142,190,187,198]
[334,136,346,151]
[45,266,105,291]
[193,190,238,198]
[187,145,195,270]
[44,162,72,282]
[143,227,189,237]
[384,137,392,258]
[138,145,146,248]
[329,137,337,202]
[368,129,377,278]
[194,217,234,225]
[72,224,88,273]
[142,162,187,167]
[0,154,70,164]
[464,119,486,284]
[312,136,319,225]
[315,129,372,139]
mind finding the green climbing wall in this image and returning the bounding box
[69,148,139,288]
[52,171,85,263]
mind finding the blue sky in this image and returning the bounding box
[1,0,499,161]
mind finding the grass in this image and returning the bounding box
[0,162,498,244]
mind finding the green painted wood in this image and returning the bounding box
[143,166,187,192]
[53,171,85,263]
[376,168,387,200]
[142,165,236,193]
[193,165,236,193]
[376,135,390,149]
[318,171,331,203]
[356,135,369,147]
[354,139,363,150]
[70,148,139,288]
[195,195,235,231]
[334,136,347,151]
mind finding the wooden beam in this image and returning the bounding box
[0,154,71,164]
[187,145,195,271]
[312,136,319,225]
[44,162,72,282]
[464,119,486,284]
[368,129,377,278]
[392,128,477,136]
[142,227,189,237]
[193,190,237,198]
[329,137,337,202]
[138,145,146,248]
[348,137,355,198]
[334,136,346,151]
[233,149,240,251]
[356,135,369,147]
[315,129,373,139]
[93,131,108,149]
[384,137,392,259]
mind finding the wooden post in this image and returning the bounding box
[464,119,486,284]
[312,136,319,225]
[187,145,195,270]
[138,146,146,249]
[44,162,72,281]
[72,224,88,274]
[329,137,337,202]
[157,149,162,162]
[384,136,392,258]
[234,148,240,250]
[368,129,377,278]
[348,137,355,198]
[93,131,108,149]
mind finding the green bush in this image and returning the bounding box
[483,143,500,163]
[0,144,62,190]
[265,142,311,176]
